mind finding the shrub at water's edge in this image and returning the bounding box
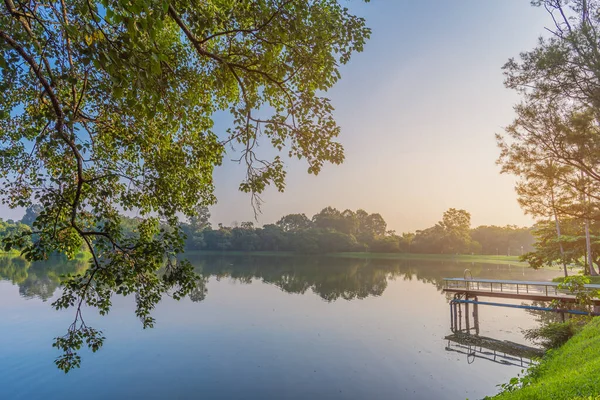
[490,318,600,399]
[553,275,600,285]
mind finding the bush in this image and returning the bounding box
[524,321,579,349]
[553,275,600,285]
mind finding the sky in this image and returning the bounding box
[207,0,551,233]
[0,1,551,233]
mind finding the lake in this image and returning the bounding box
[0,254,561,399]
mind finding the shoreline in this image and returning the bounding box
[492,317,600,399]
[184,250,533,266]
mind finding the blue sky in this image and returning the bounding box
[207,1,550,232]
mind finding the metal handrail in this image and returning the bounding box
[443,277,600,290]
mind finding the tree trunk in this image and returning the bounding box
[585,218,598,275]
[550,188,568,277]
[554,213,569,277]
[580,177,597,276]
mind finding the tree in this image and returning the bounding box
[370,235,400,253]
[317,230,358,253]
[497,133,576,276]
[364,213,387,237]
[257,224,286,251]
[521,219,591,271]
[355,209,369,230]
[231,223,260,251]
[21,205,43,227]
[353,209,387,244]
[189,206,211,232]
[470,225,534,256]
[504,0,600,113]
[0,0,371,371]
[408,209,474,254]
[276,213,312,232]
[438,208,472,254]
[203,227,233,251]
[288,230,320,254]
[340,209,360,235]
[312,207,344,231]
[500,0,600,275]
[412,225,445,254]
[399,232,415,253]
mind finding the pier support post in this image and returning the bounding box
[473,298,480,335]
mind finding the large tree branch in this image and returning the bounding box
[0,29,63,127]
[168,4,289,90]
[4,0,56,83]
[167,5,223,64]
[197,0,293,45]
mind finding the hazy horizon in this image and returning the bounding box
[208,1,548,232]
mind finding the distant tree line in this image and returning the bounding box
[1,205,534,256]
[179,207,535,255]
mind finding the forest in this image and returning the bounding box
[184,207,534,255]
[1,205,534,256]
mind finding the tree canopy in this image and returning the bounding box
[182,206,534,256]
[498,0,600,276]
[0,0,371,371]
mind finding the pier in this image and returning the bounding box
[443,277,600,305]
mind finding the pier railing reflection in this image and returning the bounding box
[446,295,543,367]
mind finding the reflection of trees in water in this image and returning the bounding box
[0,255,30,284]
[187,255,529,303]
[188,276,209,302]
[0,253,557,304]
[0,255,88,301]
[191,256,393,301]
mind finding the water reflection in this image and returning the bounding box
[445,298,543,367]
[445,333,542,368]
[0,254,563,400]
[0,253,560,304]
[0,252,556,369]
[0,254,88,301]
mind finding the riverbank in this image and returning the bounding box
[0,249,550,268]
[491,317,600,399]
[187,250,529,266]
[0,250,93,261]
[328,252,528,266]
[0,249,25,256]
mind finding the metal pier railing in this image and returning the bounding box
[443,277,600,300]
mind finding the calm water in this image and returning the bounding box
[0,255,561,399]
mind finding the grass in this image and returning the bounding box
[492,317,600,400]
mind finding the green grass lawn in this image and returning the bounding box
[491,317,600,399]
